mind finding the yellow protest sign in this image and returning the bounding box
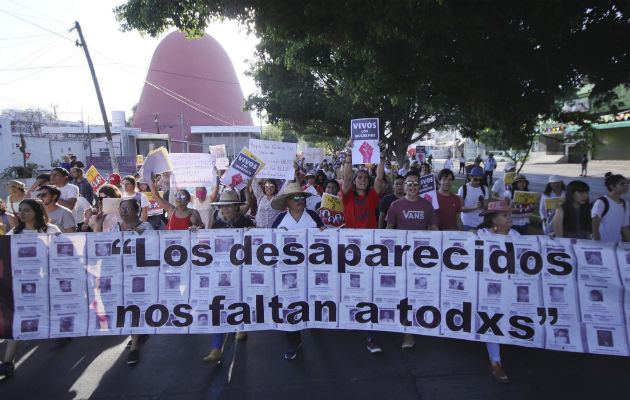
[85,165,107,192]
[321,193,344,212]
[512,191,539,215]
[143,191,164,216]
[504,173,516,185]
[137,155,144,165]
[545,197,565,217]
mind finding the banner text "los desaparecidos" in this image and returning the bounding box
[115,236,572,339]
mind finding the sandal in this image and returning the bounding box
[489,361,509,383]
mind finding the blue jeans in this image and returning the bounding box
[486,342,501,362]
[212,333,224,350]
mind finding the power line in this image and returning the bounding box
[9,0,70,26]
[0,54,76,86]
[0,32,58,40]
[0,63,119,71]
[148,68,241,85]
[0,8,74,43]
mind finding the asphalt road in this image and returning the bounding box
[1,330,628,400]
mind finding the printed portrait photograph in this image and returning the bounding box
[554,328,570,344]
[95,242,111,257]
[59,316,74,332]
[448,279,465,291]
[597,330,613,347]
[199,276,210,288]
[453,314,463,326]
[59,279,72,293]
[252,237,263,246]
[380,274,396,288]
[487,282,501,298]
[220,310,227,324]
[170,249,182,261]
[315,272,328,286]
[381,239,395,253]
[589,289,604,302]
[413,240,429,249]
[314,238,329,244]
[198,313,209,326]
[96,314,111,329]
[21,319,39,333]
[166,275,181,290]
[18,246,37,258]
[218,272,231,287]
[282,273,298,289]
[132,277,145,293]
[414,276,428,289]
[585,251,603,265]
[516,286,530,303]
[166,313,175,326]
[284,237,297,245]
[549,286,565,302]
[349,308,359,321]
[251,272,265,285]
[214,238,234,253]
[379,309,395,323]
[21,282,36,295]
[347,238,361,246]
[56,243,74,257]
[349,274,361,288]
[97,278,112,293]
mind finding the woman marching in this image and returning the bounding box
[475,201,518,383]
[0,199,60,378]
[539,175,565,235]
[149,179,204,231]
[591,173,630,242]
[503,174,531,235]
[552,180,592,239]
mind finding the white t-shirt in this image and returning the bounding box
[123,192,150,209]
[457,183,490,227]
[591,196,630,242]
[8,224,60,234]
[492,178,507,197]
[59,183,79,203]
[72,196,93,225]
[443,159,453,170]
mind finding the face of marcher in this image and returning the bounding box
[264,181,276,196]
[405,176,420,198]
[355,171,369,192]
[393,178,405,196]
[50,171,66,186]
[18,203,36,224]
[119,201,139,223]
[612,180,629,195]
[550,182,563,193]
[491,211,513,231]
[325,182,338,195]
[121,179,135,194]
[516,181,527,190]
[573,190,589,206]
[439,175,453,192]
[287,195,306,213]
[421,165,430,176]
[220,204,239,221]
[470,175,482,188]
[37,190,54,206]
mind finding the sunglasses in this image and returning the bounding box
[264,183,276,187]
[291,196,306,201]
[472,178,483,182]
[405,181,420,186]
[175,193,188,199]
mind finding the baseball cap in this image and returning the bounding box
[470,166,484,177]
[548,175,562,183]
[504,162,516,171]
[108,173,121,186]
[52,167,69,177]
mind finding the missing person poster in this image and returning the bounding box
[350,118,380,165]
[319,193,344,228]
[1,231,629,358]
[220,148,265,190]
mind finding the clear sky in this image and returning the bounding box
[0,0,259,124]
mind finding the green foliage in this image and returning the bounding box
[1,163,38,179]
[261,124,299,143]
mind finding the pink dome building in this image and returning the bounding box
[132,31,256,154]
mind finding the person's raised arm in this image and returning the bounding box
[552,207,564,238]
[342,140,354,195]
[240,182,253,215]
[150,177,175,214]
[373,141,386,195]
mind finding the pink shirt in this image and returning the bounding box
[385,197,438,230]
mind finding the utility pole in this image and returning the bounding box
[154,112,160,134]
[72,21,119,174]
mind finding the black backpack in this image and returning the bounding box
[596,196,627,218]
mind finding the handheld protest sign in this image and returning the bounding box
[85,166,107,193]
[142,147,172,185]
[249,139,297,180]
[351,118,380,164]
[221,148,265,190]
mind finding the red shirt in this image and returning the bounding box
[436,191,462,230]
[342,189,381,229]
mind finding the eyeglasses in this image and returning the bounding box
[175,193,188,199]
[291,196,306,201]
[119,206,134,212]
[405,181,420,186]
[264,183,275,187]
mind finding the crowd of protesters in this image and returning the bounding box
[1,147,628,382]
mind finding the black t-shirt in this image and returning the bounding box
[211,215,254,229]
[378,193,400,216]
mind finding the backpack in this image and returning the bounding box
[462,183,486,201]
[596,196,627,218]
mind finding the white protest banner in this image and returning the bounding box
[351,118,380,165]
[220,148,265,190]
[302,147,324,164]
[169,153,217,188]
[418,174,439,210]
[249,139,297,180]
[142,147,172,184]
[1,232,629,357]
[209,144,230,170]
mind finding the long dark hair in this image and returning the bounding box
[561,180,591,235]
[13,199,49,234]
[544,181,566,195]
[604,172,626,192]
[352,169,373,196]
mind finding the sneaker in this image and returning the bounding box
[49,337,72,350]
[366,340,382,353]
[401,334,415,349]
[236,332,248,341]
[203,349,223,363]
[284,342,303,360]
[127,349,140,366]
[0,362,14,377]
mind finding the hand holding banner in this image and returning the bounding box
[220,148,265,190]
[351,118,380,165]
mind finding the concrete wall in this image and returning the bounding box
[593,128,630,160]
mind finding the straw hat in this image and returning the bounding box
[479,201,516,216]
[270,181,313,210]
[211,190,245,206]
[5,180,26,191]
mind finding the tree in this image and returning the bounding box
[115,1,630,154]
[261,123,299,143]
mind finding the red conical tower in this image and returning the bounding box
[132,31,253,153]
